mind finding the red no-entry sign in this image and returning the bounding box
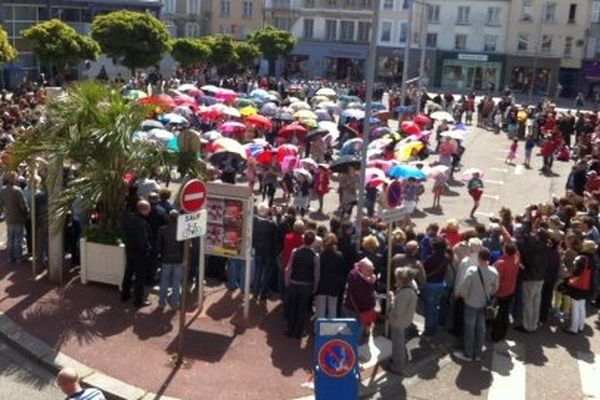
[180,179,207,213]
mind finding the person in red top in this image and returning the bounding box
[440,219,462,247]
[541,135,558,173]
[313,165,330,214]
[544,112,556,134]
[491,242,521,342]
[585,170,600,192]
[282,219,305,277]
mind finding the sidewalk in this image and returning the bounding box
[0,251,450,400]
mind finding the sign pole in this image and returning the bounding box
[385,222,393,337]
[176,240,191,365]
[198,236,206,311]
[29,162,37,276]
[243,200,253,320]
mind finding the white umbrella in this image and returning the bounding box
[224,107,241,118]
[177,83,198,92]
[316,87,337,97]
[148,128,175,143]
[430,111,454,122]
[290,101,311,111]
[201,85,220,93]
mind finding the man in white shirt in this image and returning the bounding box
[452,238,482,337]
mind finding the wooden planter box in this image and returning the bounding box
[80,238,126,290]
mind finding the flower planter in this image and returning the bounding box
[80,238,126,290]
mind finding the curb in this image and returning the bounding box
[0,311,180,400]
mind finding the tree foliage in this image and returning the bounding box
[204,34,238,68]
[235,42,261,69]
[170,38,211,70]
[247,26,296,72]
[91,10,171,74]
[0,25,16,63]
[22,19,98,74]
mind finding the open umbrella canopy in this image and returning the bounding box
[202,130,222,142]
[277,144,299,163]
[368,159,396,174]
[211,137,247,159]
[371,126,391,139]
[237,98,257,108]
[246,114,273,130]
[318,121,339,144]
[141,119,164,131]
[341,138,363,156]
[369,102,386,111]
[250,89,270,99]
[290,101,311,112]
[330,155,361,173]
[299,158,318,171]
[201,85,220,93]
[223,106,241,118]
[140,94,176,111]
[341,109,365,120]
[274,110,294,121]
[215,90,238,101]
[462,168,484,182]
[173,94,197,106]
[239,106,258,117]
[430,111,455,122]
[368,138,393,150]
[442,130,467,141]
[315,87,337,97]
[159,113,188,125]
[220,121,246,135]
[148,128,175,143]
[124,89,147,100]
[346,102,363,110]
[400,121,422,135]
[173,105,194,118]
[395,142,424,161]
[413,114,431,126]
[387,164,427,180]
[305,128,329,142]
[260,102,278,116]
[339,95,361,104]
[310,95,330,106]
[294,109,317,120]
[314,109,333,121]
[316,101,339,113]
[427,165,450,178]
[279,123,308,137]
[177,83,198,92]
[301,119,318,129]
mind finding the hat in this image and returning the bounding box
[582,240,597,254]
[547,215,565,230]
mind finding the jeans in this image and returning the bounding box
[569,298,586,332]
[159,263,182,308]
[6,224,24,262]
[253,254,274,299]
[421,282,447,335]
[227,259,245,291]
[522,280,544,332]
[315,295,338,319]
[463,305,486,360]
[540,280,556,322]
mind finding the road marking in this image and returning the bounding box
[514,165,525,175]
[184,193,205,201]
[577,351,600,399]
[490,167,508,173]
[493,157,507,162]
[482,194,500,200]
[483,179,505,185]
[488,341,526,400]
[474,211,494,218]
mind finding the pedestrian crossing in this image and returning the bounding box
[577,351,600,399]
[487,341,526,400]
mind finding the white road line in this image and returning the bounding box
[482,194,500,200]
[493,157,507,162]
[490,167,509,173]
[488,341,526,400]
[484,179,505,185]
[577,351,600,399]
[474,211,494,218]
[514,165,525,175]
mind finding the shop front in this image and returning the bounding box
[436,52,504,92]
[582,60,600,99]
[505,55,559,97]
[375,47,437,86]
[287,40,369,81]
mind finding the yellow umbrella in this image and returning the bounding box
[301,118,318,129]
[294,109,318,120]
[212,137,247,160]
[239,106,257,117]
[395,142,424,161]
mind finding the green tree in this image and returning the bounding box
[22,19,99,77]
[247,26,296,75]
[0,25,16,63]
[91,10,171,76]
[170,37,211,70]
[203,34,238,69]
[235,42,261,70]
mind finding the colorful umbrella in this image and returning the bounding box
[300,158,318,171]
[140,94,175,111]
[224,107,241,118]
[277,144,298,163]
[368,159,396,174]
[395,142,424,161]
[141,119,164,131]
[160,113,188,125]
[430,111,454,122]
[148,128,175,143]
[237,98,257,108]
[220,121,246,135]
[301,119,318,129]
[453,123,468,132]
[314,109,333,121]
[293,109,318,120]
[211,137,247,159]
[260,102,278,116]
[250,89,270,99]
[202,130,223,142]
[173,94,197,107]
[177,84,199,92]
[400,121,422,135]
[330,155,361,173]
[125,89,147,100]
[200,85,220,93]
[427,165,450,178]
[290,101,311,112]
[368,138,393,150]
[240,106,258,117]
[341,109,365,120]
[369,102,386,111]
[316,87,337,97]
[246,114,273,130]
[317,101,339,112]
[387,164,427,180]
[413,114,432,126]
[371,126,391,139]
[214,89,238,101]
[341,138,363,156]
[279,123,308,137]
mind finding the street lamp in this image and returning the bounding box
[528,1,546,103]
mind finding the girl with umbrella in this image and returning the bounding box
[467,172,484,218]
[293,170,311,216]
[313,165,330,214]
[338,166,359,217]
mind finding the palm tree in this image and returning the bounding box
[12,81,175,235]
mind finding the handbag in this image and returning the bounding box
[567,256,592,291]
[477,267,498,320]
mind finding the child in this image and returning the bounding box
[467,172,484,219]
[493,110,502,134]
[505,139,518,165]
[432,172,448,209]
[524,135,535,168]
[244,158,257,191]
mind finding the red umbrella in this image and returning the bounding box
[401,121,422,136]
[174,94,197,107]
[413,114,431,126]
[187,88,203,97]
[277,144,298,163]
[139,94,175,111]
[278,123,307,137]
[245,114,273,130]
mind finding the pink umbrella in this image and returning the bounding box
[277,144,299,162]
[462,168,485,182]
[401,121,422,136]
[215,89,238,101]
[300,158,318,171]
[367,159,396,174]
[174,94,197,107]
[365,167,385,182]
[426,164,450,178]
[220,121,246,135]
[439,139,458,156]
[281,155,299,173]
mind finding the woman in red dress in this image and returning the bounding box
[313,165,330,214]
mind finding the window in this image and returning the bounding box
[518,33,529,51]
[305,0,315,6]
[402,0,409,9]
[457,6,470,24]
[242,26,252,38]
[564,36,573,56]
[187,0,199,14]
[327,0,337,5]
[428,5,440,23]
[383,0,394,9]
[568,4,577,23]
[541,35,552,53]
[544,3,556,22]
[340,21,355,41]
[484,35,497,52]
[454,34,467,50]
[594,1,600,23]
[242,1,253,18]
[220,0,230,17]
[185,22,200,37]
[357,21,371,42]
[345,0,356,5]
[303,18,314,39]
[274,17,290,30]
[325,19,337,40]
[426,32,437,48]
[163,0,175,14]
[521,0,533,21]
[380,21,392,42]
[219,25,231,34]
[487,7,501,25]
[399,22,407,44]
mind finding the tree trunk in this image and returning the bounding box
[47,158,64,283]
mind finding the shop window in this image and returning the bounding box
[518,34,529,51]
[399,22,407,44]
[454,34,467,50]
[357,22,371,42]
[340,21,355,42]
[486,7,501,26]
[456,6,470,25]
[426,33,437,48]
[521,0,533,21]
[484,35,497,52]
[510,67,550,94]
[427,5,440,23]
[303,19,314,39]
[541,35,552,54]
[544,3,556,23]
[380,21,392,43]
[593,1,600,23]
[15,22,34,38]
[383,0,394,10]
[564,36,573,56]
[325,20,337,40]
[568,4,577,23]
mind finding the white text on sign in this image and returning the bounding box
[176,210,208,241]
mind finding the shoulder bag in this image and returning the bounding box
[477,267,498,320]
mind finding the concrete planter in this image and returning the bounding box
[80,238,125,290]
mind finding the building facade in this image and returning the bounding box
[505,0,589,98]
[160,0,210,38]
[0,0,162,87]
[208,0,263,40]
[583,0,600,98]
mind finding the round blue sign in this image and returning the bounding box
[386,180,402,208]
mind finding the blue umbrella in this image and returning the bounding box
[198,95,218,105]
[388,164,427,180]
[341,138,363,156]
[368,102,386,111]
[453,123,467,131]
[141,119,164,131]
[250,89,270,99]
[159,113,188,125]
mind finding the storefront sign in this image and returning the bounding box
[327,48,366,59]
[458,53,489,62]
